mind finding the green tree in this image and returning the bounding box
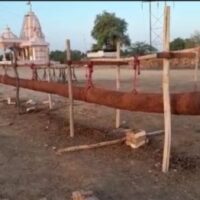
[184,38,195,49]
[50,50,85,63]
[71,50,85,61]
[190,30,200,46]
[91,11,130,51]
[50,50,65,63]
[123,42,157,56]
[170,37,185,50]
[184,31,200,48]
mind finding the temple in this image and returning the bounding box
[0,6,49,64]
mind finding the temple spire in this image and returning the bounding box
[27,1,32,12]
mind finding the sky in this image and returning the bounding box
[0,1,200,52]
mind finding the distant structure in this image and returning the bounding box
[87,50,117,58]
[0,4,49,64]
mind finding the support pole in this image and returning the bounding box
[162,6,171,173]
[194,49,199,89]
[12,48,20,114]
[66,39,75,137]
[116,40,121,128]
[47,48,53,109]
[149,2,152,47]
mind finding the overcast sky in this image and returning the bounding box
[0,1,199,52]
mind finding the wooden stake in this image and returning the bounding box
[194,50,199,87]
[162,6,171,173]
[12,49,20,114]
[116,40,121,128]
[72,64,78,82]
[66,39,75,137]
[57,137,125,154]
[47,48,53,109]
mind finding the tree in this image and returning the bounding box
[91,11,130,51]
[184,38,195,49]
[170,37,185,50]
[50,50,65,63]
[71,50,85,61]
[190,30,200,46]
[123,42,157,56]
[184,31,200,48]
[50,50,85,63]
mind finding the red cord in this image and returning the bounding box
[85,61,94,88]
[30,63,38,80]
[130,55,141,93]
[67,60,72,66]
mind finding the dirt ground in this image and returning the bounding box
[0,67,200,200]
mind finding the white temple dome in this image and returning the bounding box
[0,26,18,40]
[20,10,45,40]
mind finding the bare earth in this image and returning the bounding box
[0,67,200,200]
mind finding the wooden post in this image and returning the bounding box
[162,6,171,173]
[47,48,53,109]
[194,49,199,88]
[66,39,75,137]
[116,40,121,128]
[12,48,20,114]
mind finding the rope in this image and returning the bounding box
[129,55,141,93]
[58,68,62,82]
[42,68,47,80]
[85,61,94,89]
[30,63,38,80]
[52,68,56,81]
[83,61,94,102]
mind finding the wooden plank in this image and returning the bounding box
[157,52,196,59]
[116,40,121,128]
[162,6,172,173]
[57,138,125,154]
[66,39,75,138]
[89,54,157,62]
[0,49,196,69]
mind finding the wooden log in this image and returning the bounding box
[162,6,171,173]
[1,75,200,115]
[57,138,126,154]
[66,39,75,138]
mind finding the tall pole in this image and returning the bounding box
[47,48,53,109]
[162,5,171,173]
[115,40,121,128]
[194,50,199,90]
[66,39,75,138]
[149,2,152,47]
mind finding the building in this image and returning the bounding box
[0,7,49,65]
[87,50,117,58]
